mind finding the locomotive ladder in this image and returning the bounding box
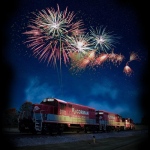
[34,110,45,132]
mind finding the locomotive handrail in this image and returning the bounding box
[33,111,41,131]
[33,109,47,131]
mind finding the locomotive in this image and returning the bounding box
[18,98,135,134]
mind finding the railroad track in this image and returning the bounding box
[110,135,147,150]
[3,130,148,148]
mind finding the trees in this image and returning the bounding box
[2,108,18,128]
[2,101,33,128]
[18,101,33,119]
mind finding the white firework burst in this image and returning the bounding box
[89,26,120,53]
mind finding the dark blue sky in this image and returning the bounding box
[2,0,148,123]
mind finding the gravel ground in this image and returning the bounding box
[6,130,148,147]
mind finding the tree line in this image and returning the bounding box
[2,101,32,128]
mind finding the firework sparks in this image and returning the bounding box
[123,64,133,76]
[115,53,124,64]
[123,51,140,76]
[23,4,85,67]
[93,53,108,66]
[129,51,139,62]
[22,4,140,77]
[67,32,97,73]
[67,33,93,55]
[79,50,96,67]
[108,50,117,63]
[69,50,96,73]
[108,50,124,66]
[89,26,120,53]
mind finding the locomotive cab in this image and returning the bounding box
[18,98,60,134]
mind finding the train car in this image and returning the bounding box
[18,98,99,134]
[96,110,128,132]
[123,118,135,130]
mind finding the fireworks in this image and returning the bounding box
[22,4,140,76]
[128,51,139,62]
[123,51,140,76]
[67,33,93,55]
[89,26,120,54]
[108,50,124,66]
[23,4,85,66]
[123,64,133,76]
[69,50,96,73]
[93,53,108,66]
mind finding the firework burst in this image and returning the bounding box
[23,4,85,67]
[123,51,140,76]
[89,26,120,54]
[108,50,124,66]
[67,33,93,55]
[67,33,95,72]
[69,50,96,74]
[123,64,133,76]
[93,53,108,66]
[128,51,140,62]
[22,4,140,77]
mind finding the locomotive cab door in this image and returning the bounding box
[67,104,72,117]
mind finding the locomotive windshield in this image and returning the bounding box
[41,98,58,106]
[43,98,54,102]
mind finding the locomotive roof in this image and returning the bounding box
[97,110,119,115]
[68,102,95,109]
[54,98,67,103]
[55,98,95,110]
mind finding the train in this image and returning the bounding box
[18,97,135,134]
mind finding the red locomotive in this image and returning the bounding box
[18,98,135,134]
[96,110,135,132]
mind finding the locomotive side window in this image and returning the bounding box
[60,103,66,109]
[68,104,72,108]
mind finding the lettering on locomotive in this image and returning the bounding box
[72,108,89,115]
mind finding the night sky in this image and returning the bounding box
[2,0,149,124]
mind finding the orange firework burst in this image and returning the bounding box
[78,58,90,68]
[108,50,117,63]
[123,64,133,76]
[107,49,124,66]
[123,51,139,76]
[69,50,96,74]
[87,50,95,60]
[129,51,139,62]
[115,53,124,64]
[94,53,108,66]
